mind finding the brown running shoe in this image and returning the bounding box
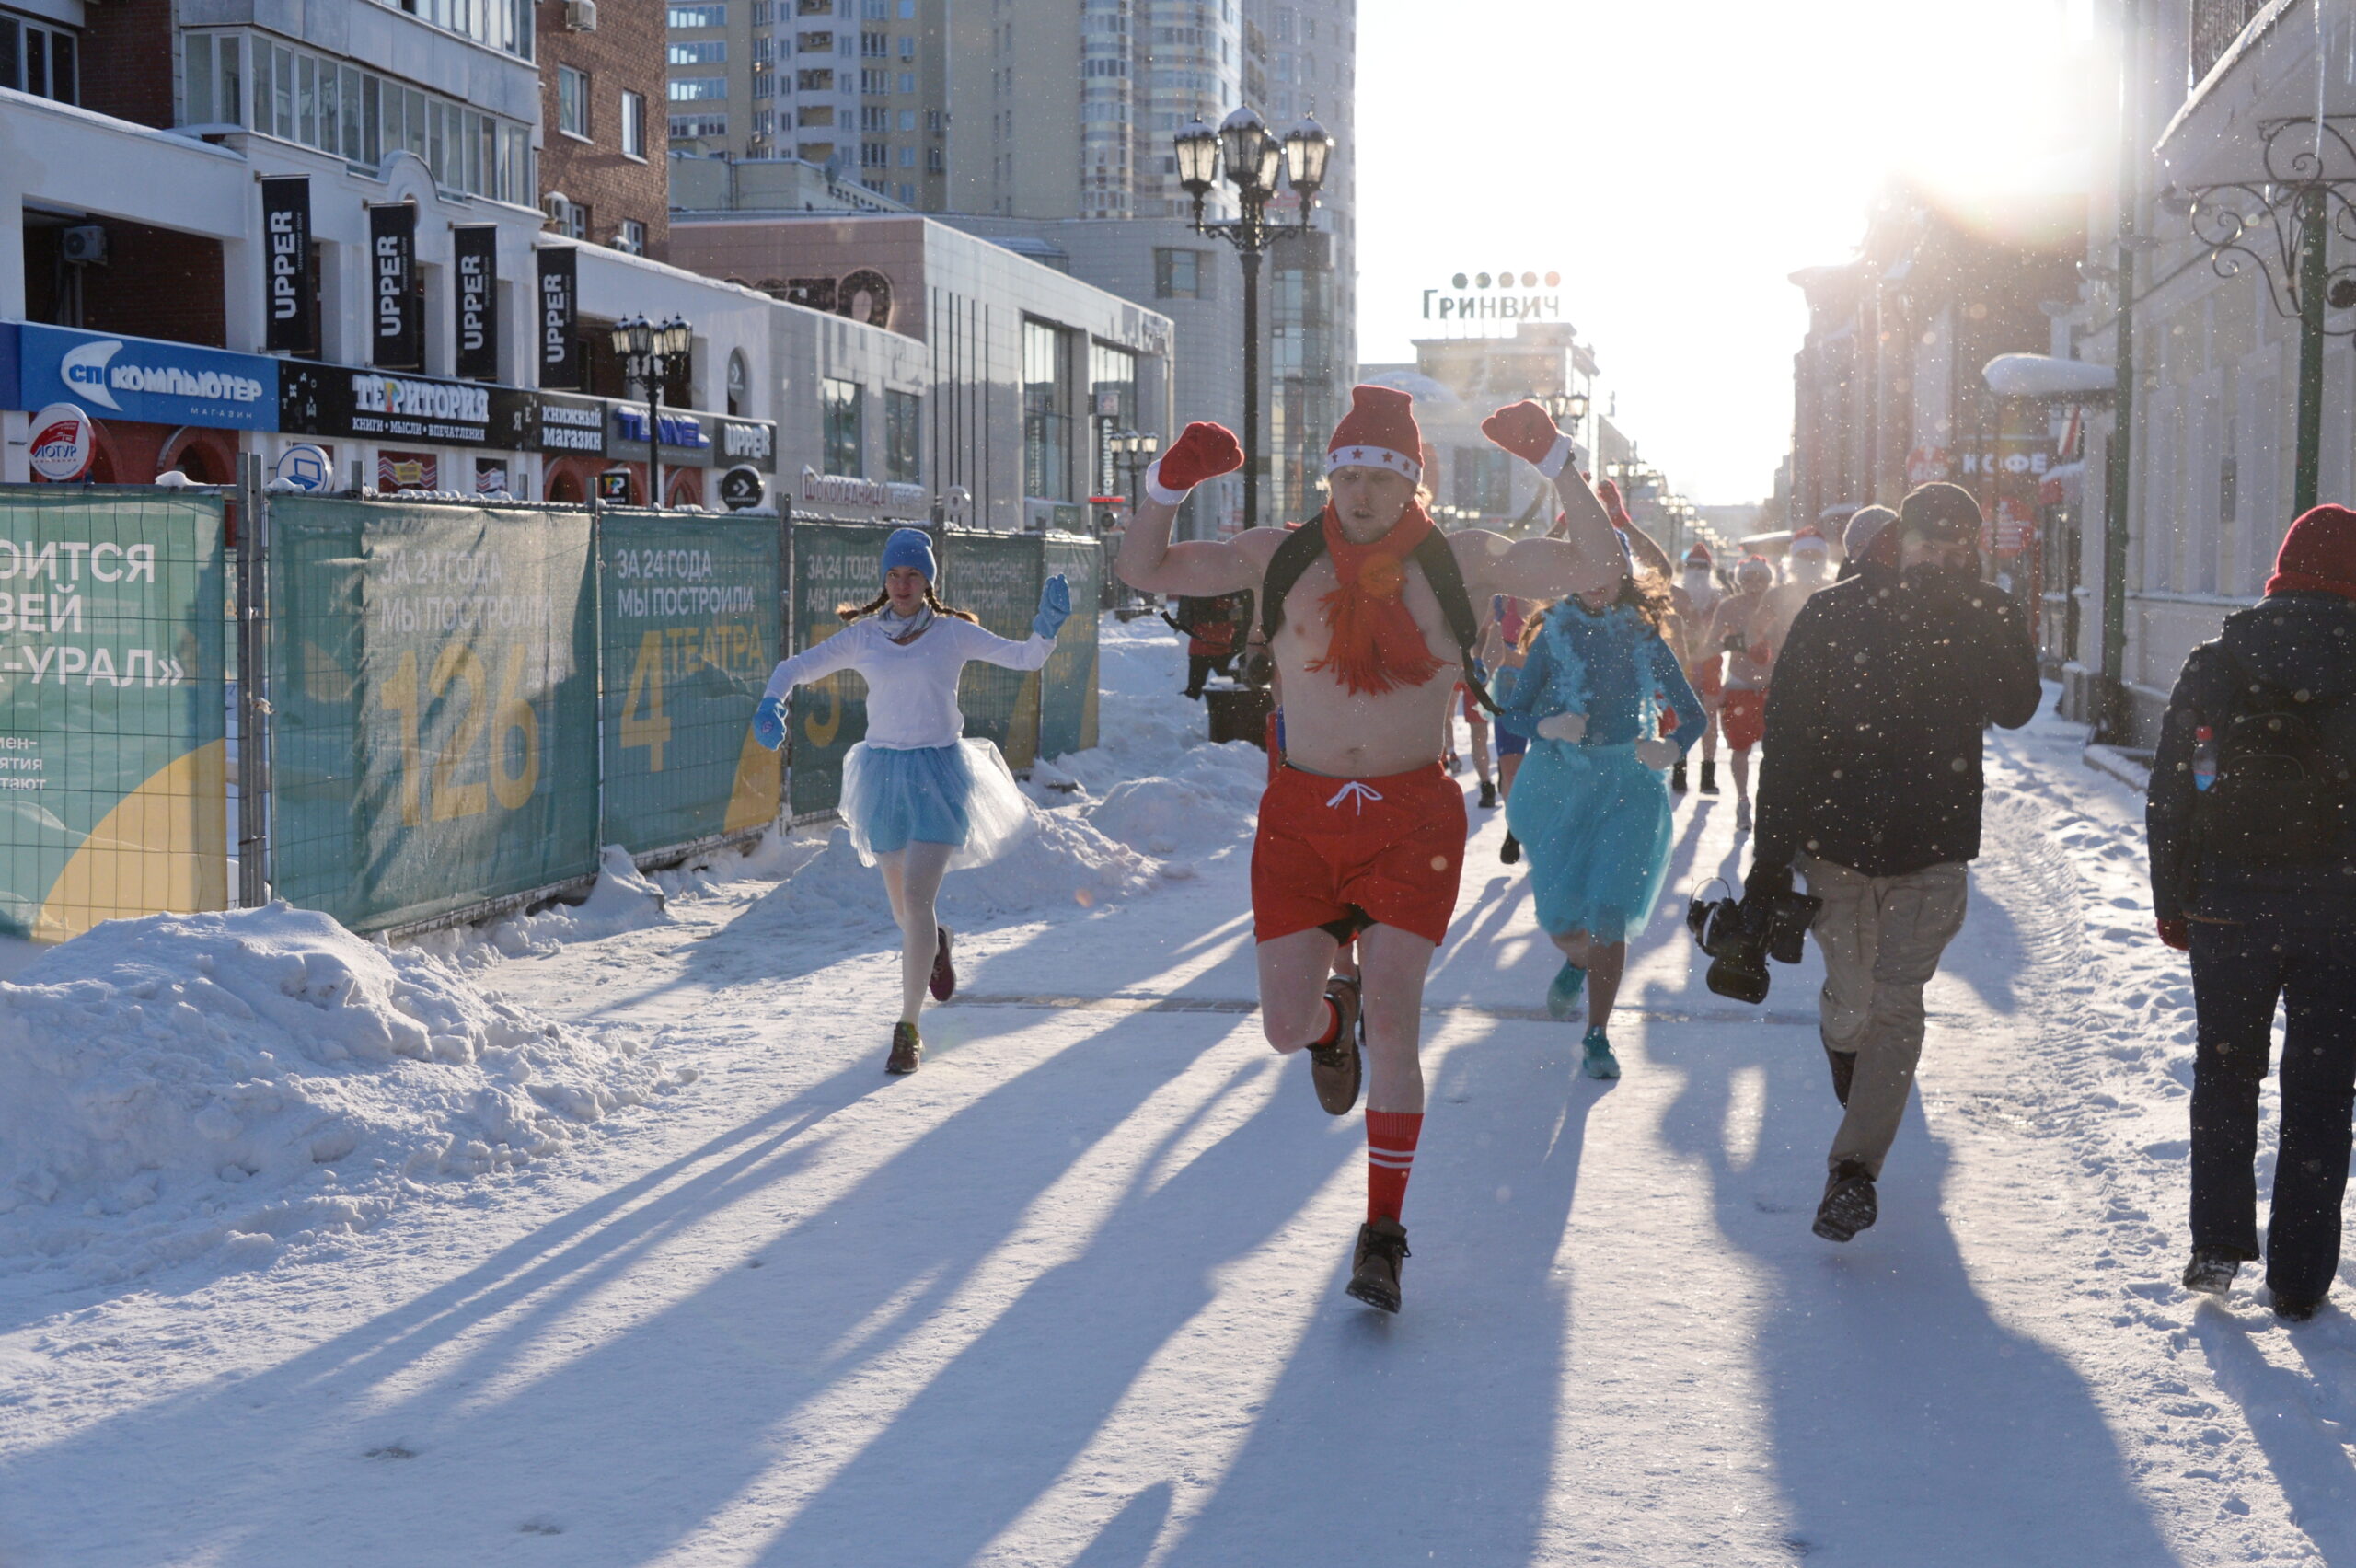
[1345,1216,1411,1313]
[929,926,956,1002]
[886,1020,923,1075]
[1306,974,1362,1115]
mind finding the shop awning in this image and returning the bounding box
[1982,354,2115,401]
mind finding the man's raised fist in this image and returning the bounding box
[1482,401,1574,478]
[1147,422,1244,502]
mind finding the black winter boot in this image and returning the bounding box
[1813,1159,1877,1242]
[1345,1216,1411,1313]
[1699,759,1720,795]
[1671,760,1689,794]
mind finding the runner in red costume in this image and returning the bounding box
[1116,386,1626,1313]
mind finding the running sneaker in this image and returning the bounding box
[885,1020,923,1075]
[929,926,957,1001]
[1345,1216,1411,1313]
[1735,799,1753,833]
[1499,832,1521,865]
[1812,1159,1877,1242]
[1307,974,1363,1115]
[1545,962,1587,1020]
[1580,1025,1621,1079]
[2182,1248,2240,1297]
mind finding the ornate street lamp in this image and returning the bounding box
[1108,430,1161,511]
[1176,104,1340,527]
[610,314,693,505]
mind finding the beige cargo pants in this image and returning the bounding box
[1796,856,1971,1179]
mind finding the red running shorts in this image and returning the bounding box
[1253,763,1468,948]
[1687,655,1724,702]
[1723,686,1767,752]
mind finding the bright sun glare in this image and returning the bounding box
[1356,0,2096,504]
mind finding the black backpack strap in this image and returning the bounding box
[1410,531,1502,713]
[1259,522,1328,641]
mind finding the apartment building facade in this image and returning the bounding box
[537,0,670,258]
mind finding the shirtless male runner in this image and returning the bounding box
[1116,385,1625,1313]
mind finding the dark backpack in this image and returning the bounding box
[1259,523,1498,712]
[2189,651,2354,877]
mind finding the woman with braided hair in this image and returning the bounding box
[752,527,1071,1075]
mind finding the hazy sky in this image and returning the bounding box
[1355,0,2096,503]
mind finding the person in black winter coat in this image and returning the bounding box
[1745,482,2043,1245]
[2150,503,2356,1321]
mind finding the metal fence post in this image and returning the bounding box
[236,451,271,908]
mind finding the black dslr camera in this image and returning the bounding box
[1686,875,1822,1005]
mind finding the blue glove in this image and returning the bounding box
[753,694,789,751]
[1033,573,1072,640]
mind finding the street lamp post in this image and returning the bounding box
[609,315,694,506]
[1175,107,1334,528]
[1107,430,1161,513]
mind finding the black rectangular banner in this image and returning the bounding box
[537,248,580,391]
[261,177,314,354]
[453,225,499,383]
[368,202,423,372]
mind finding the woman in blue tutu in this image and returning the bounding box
[752,528,1071,1074]
[1496,561,1703,1078]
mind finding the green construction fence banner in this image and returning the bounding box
[0,487,226,941]
[945,528,1045,770]
[269,496,598,932]
[1039,533,1102,761]
[786,520,895,819]
[598,511,782,855]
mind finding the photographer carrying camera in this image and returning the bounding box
[1743,482,2041,1243]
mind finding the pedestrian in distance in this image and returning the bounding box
[1480,593,1536,842]
[751,528,1071,1075]
[1743,481,2041,1244]
[1670,542,1724,797]
[1162,591,1249,699]
[2150,504,2356,1322]
[1114,386,1628,1315]
[1495,556,1703,1078]
[1839,505,1898,581]
[1761,523,1835,647]
[1708,554,1780,832]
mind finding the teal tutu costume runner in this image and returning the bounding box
[840,736,1032,870]
[1507,740,1675,943]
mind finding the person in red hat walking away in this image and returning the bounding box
[1115,387,1626,1313]
[2152,504,2356,1321]
[1707,554,1780,832]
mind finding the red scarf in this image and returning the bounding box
[1306,502,1448,695]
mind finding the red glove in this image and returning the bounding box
[1481,401,1574,478]
[2157,918,2189,951]
[1147,422,1243,501]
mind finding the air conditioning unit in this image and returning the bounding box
[563,0,596,29]
[542,192,572,229]
[61,225,108,266]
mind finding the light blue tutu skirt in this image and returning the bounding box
[1506,739,1674,944]
[839,737,1032,870]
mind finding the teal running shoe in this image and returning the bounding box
[1545,962,1587,1020]
[1581,1026,1621,1080]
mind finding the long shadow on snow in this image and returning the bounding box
[225,1001,1278,1564]
[1151,1025,1605,1568]
[0,1003,1099,1562]
[2197,1304,2356,1562]
[1648,968,2178,1563]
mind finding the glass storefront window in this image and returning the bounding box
[823,377,863,477]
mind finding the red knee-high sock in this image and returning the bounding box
[1366,1110,1423,1223]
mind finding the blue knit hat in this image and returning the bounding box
[879,527,936,583]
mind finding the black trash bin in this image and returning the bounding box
[1204,683,1273,750]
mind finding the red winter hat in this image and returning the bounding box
[1684,542,1713,567]
[1327,385,1424,485]
[2267,504,2356,600]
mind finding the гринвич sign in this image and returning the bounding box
[1421,269,1565,324]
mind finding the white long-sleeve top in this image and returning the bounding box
[761,614,1056,750]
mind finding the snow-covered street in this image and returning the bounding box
[0,617,2342,1565]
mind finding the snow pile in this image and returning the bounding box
[761,806,1158,928]
[0,904,693,1284]
[480,844,676,956]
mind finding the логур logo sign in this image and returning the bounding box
[28,403,96,483]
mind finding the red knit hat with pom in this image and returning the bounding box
[1326,386,1424,485]
[2268,504,2356,601]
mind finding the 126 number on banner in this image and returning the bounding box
[377,640,542,824]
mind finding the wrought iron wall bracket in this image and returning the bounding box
[2173,116,2356,333]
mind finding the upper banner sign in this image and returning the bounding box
[260,177,315,355]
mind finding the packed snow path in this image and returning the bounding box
[0,619,2338,1564]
